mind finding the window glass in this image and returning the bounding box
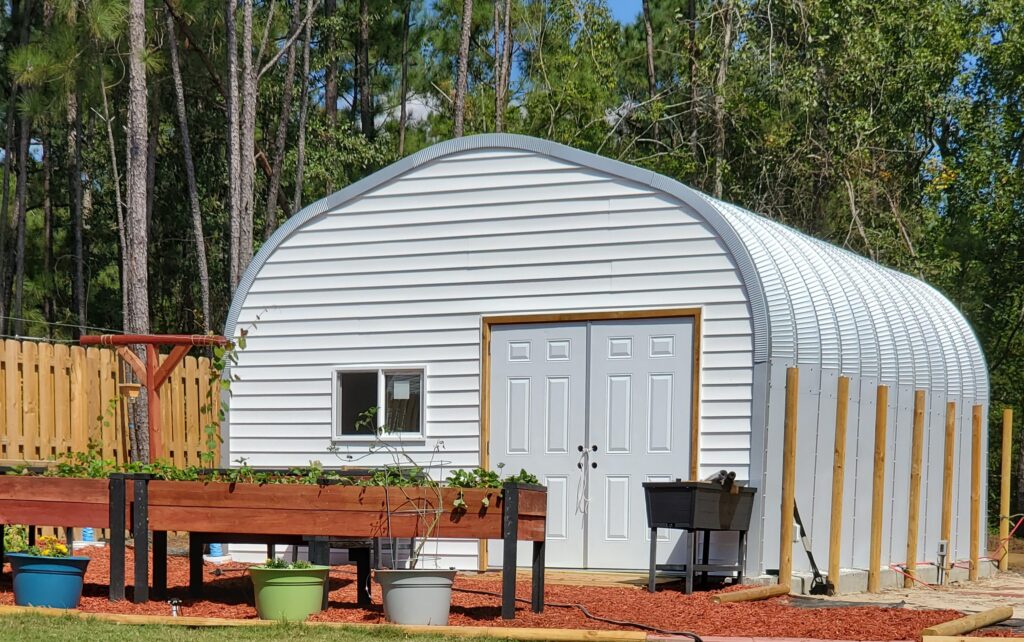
[338,371,378,436]
[384,372,422,434]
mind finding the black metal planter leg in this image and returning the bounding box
[108,474,126,601]
[152,531,167,601]
[531,539,545,613]
[132,475,151,604]
[648,527,658,593]
[189,533,204,598]
[352,548,371,606]
[501,483,520,620]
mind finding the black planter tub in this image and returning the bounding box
[643,481,757,594]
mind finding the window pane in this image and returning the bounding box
[339,371,378,435]
[385,373,421,434]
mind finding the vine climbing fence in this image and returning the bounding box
[0,338,219,467]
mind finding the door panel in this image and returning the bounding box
[487,316,695,570]
[586,318,694,569]
[488,323,588,568]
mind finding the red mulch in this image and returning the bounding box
[0,547,966,640]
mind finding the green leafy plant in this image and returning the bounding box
[14,534,71,558]
[3,525,28,552]
[259,557,315,569]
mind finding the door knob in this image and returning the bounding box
[591,462,597,469]
[577,445,584,452]
[591,445,598,452]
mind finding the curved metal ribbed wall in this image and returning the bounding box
[702,195,987,401]
[225,132,988,406]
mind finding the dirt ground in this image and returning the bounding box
[796,568,1024,636]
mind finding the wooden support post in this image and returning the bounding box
[868,384,888,593]
[921,606,1014,637]
[712,583,790,604]
[828,375,850,592]
[501,482,520,620]
[778,367,799,587]
[999,408,1013,572]
[108,474,126,601]
[904,389,926,588]
[970,404,982,581]
[145,345,162,462]
[940,401,956,582]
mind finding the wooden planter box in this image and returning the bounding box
[0,474,131,601]
[0,476,111,528]
[130,477,547,619]
[146,480,546,540]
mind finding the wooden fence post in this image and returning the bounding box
[22,341,38,460]
[5,340,22,459]
[970,404,982,581]
[940,401,956,583]
[1000,408,1014,572]
[828,375,850,592]
[779,367,799,587]
[868,384,888,593]
[904,389,926,588]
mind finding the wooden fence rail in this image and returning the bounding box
[0,339,219,468]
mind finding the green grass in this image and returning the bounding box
[0,613,513,642]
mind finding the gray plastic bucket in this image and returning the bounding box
[375,568,457,625]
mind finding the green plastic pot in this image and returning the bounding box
[249,565,329,622]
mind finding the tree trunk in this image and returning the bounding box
[145,83,158,234]
[711,0,733,198]
[42,133,53,335]
[166,11,211,333]
[263,0,301,240]
[357,0,374,139]
[101,76,129,323]
[688,0,699,162]
[398,0,411,154]
[11,111,30,336]
[67,90,86,337]
[493,0,500,127]
[292,0,314,213]
[0,102,14,332]
[493,0,511,132]
[238,0,257,279]
[126,0,151,460]
[642,0,657,139]
[453,0,473,137]
[324,0,338,125]
[226,0,242,292]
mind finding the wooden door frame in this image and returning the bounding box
[478,307,703,570]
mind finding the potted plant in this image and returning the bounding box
[249,557,330,621]
[7,535,91,608]
[330,408,538,626]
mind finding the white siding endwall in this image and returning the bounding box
[227,148,755,569]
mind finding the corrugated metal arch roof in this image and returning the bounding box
[225,134,988,401]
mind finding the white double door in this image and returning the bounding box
[488,317,694,570]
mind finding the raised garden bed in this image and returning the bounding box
[0,473,129,601]
[0,469,547,620]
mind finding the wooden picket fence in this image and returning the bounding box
[0,338,220,468]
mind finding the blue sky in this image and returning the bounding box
[606,0,640,24]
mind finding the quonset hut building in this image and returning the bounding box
[223,134,988,579]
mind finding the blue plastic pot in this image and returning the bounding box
[7,552,90,608]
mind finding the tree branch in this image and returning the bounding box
[258,0,321,80]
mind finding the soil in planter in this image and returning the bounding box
[0,547,967,640]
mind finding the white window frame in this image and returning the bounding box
[331,364,426,442]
